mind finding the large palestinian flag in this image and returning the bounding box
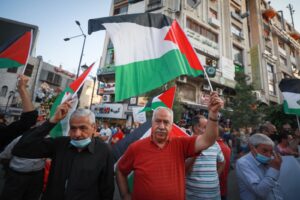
[140,85,176,112]
[88,13,204,102]
[49,63,95,137]
[279,79,300,116]
[0,31,32,68]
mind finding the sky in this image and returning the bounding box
[0,0,299,77]
[0,0,112,76]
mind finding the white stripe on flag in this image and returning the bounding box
[282,92,300,109]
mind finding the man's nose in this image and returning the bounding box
[73,128,82,138]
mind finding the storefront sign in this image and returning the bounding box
[92,103,126,119]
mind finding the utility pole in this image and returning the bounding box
[287,4,295,29]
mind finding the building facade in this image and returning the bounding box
[97,0,300,123]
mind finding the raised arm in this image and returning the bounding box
[17,74,34,112]
[12,100,72,158]
[195,92,223,153]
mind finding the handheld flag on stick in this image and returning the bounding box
[49,63,95,137]
[88,13,206,102]
[140,86,176,112]
[279,79,300,116]
[0,31,32,69]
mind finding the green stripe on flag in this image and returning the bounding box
[50,86,74,138]
[0,58,23,68]
[283,101,300,116]
[115,49,203,101]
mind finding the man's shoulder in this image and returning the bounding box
[236,153,254,166]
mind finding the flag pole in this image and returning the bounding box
[296,115,300,130]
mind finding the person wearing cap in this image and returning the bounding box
[116,92,223,200]
[235,133,283,200]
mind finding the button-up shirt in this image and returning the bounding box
[13,121,114,200]
[235,152,283,200]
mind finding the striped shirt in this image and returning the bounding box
[186,142,224,200]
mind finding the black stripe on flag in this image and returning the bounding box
[88,13,172,35]
[112,120,151,163]
[279,79,300,93]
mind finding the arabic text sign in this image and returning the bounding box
[92,103,126,119]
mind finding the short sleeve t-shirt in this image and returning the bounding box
[118,135,197,200]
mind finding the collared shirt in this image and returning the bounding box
[13,121,114,200]
[118,135,197,200]
[186,142,224,200]
[235,152,283,200]
[0,136,45,172]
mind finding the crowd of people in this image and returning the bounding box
[0,75,299,200]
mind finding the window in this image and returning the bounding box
[53,75,62,85]
[290,48,296,57]
[187,0,200,8]
[186,18,218,43]
[279,56,287,66]
[278,39,285,50]
[46,72,54,82]
[233,46,243,65]
[24,64,34,77]
[113,4,128,15]
[231,24,242,36]
[0,86,8,97]
[7,67,18,73]
[196,49,219,69]
[267,63,276,95]
[209,8,218,19]
[105,40,115,66]
[265,46,272,54]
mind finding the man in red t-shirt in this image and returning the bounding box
[116,92,223,200]
[111,127,125,145]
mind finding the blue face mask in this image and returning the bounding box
[70,138,91,148]
[255,153,271,164]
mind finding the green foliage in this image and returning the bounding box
[221,72,261,129]
[260,104,298,129]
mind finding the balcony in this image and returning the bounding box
[278,47,286,56]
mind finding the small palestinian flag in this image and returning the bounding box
[88,13,204,102]
[140,86,176,112]
[279,79,300,116]
[0,31,32,68]
[50,63,95,137]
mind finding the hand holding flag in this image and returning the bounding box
[49,100,73,123]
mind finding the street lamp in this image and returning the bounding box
[90,76,97,110]
[63,20,86,78]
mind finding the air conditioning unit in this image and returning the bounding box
[202,84,210,91]
[216,88,223,96]
[177,76,187,83]
[208,17,220,28]
[252,91,261,100]
[102,94,111,103]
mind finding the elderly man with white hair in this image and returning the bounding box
[235,133,283,200]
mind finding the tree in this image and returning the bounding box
[221,72,261,129]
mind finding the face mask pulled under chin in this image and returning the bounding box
[70,137,91,148]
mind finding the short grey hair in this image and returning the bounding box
[70,108,96,124]
[249,133,274,147]
[152,107,173,123]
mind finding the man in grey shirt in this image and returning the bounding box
[0,136,45,200]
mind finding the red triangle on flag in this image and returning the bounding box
[164,20,204,71]
[158,86,176,109]
[69,63,95,92]
[0,31,32,65]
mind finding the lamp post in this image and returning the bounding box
[64,20,86,78]
[90,76,97,110]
